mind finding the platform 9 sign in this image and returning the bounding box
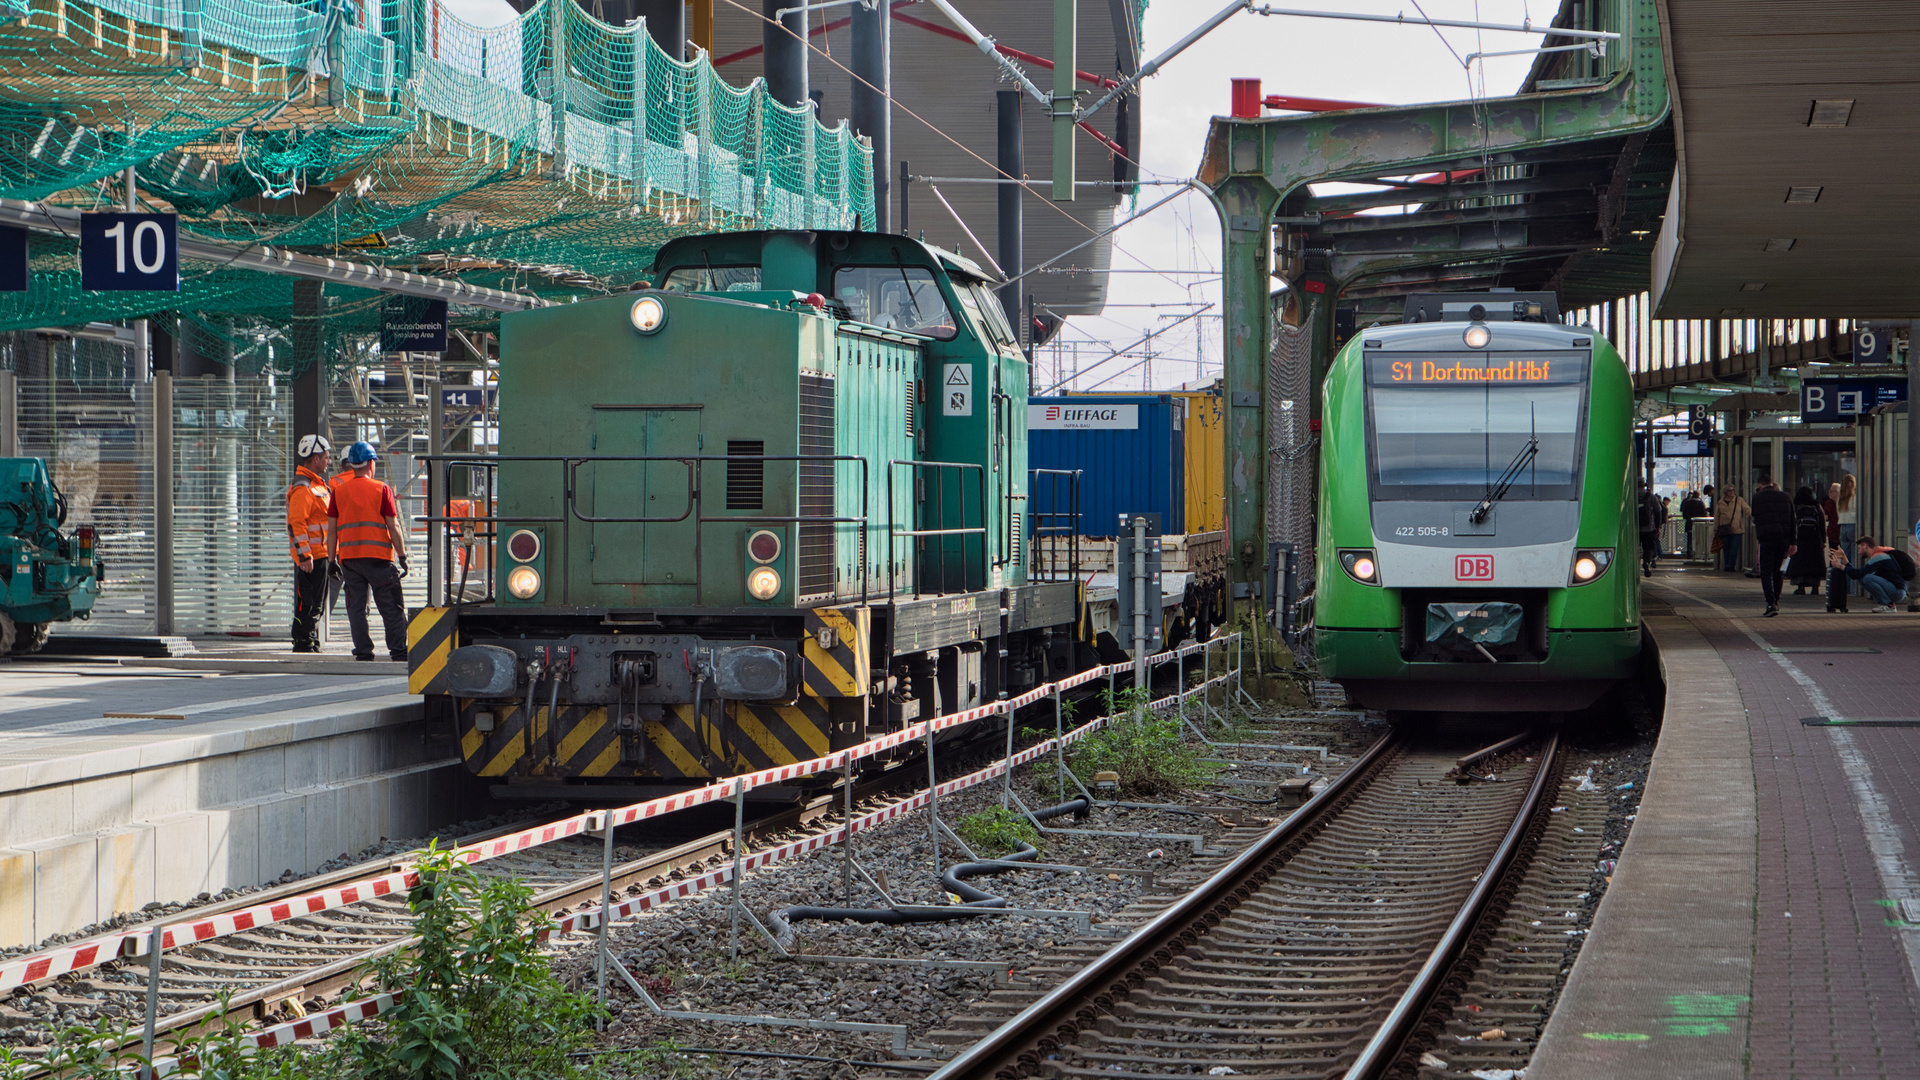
[79,213,179,291]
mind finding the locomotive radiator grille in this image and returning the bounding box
[798,371,837,598]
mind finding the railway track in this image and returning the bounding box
[0,758,959,1064]
[916,729,1563,1080]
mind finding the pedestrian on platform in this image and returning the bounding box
[1749,476,1795,617]
[1834,537,1911,612]
[285,435,333,653]
[1787,487,1828,595]
[326,441,411,661]
[1637,483,1662,577]
[1835,473,1858,594]
[1713,485,1749,573]
[1679,488,1709,558]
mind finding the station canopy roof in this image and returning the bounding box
[1650,3,1920,318]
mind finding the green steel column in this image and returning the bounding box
[1051,0,1075,201]
[1209,144,1281,619]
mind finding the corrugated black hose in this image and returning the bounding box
[767,797,1090,949]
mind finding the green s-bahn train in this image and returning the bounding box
[409,230,1092,797]
[1314,293,1641,713]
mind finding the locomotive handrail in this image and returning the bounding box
[886,459,988,599]
[1028,467,1083,583]
[415,452,875,606]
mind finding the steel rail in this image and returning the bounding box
[924,731,1401,1080]
[45,716,1047,1069]
[1342,730,1562,1079]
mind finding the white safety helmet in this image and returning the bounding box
[297,434,333,459]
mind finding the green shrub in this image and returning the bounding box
[1070,688,1217,797]
[339,844,607,1080]
[955,805,1040,856]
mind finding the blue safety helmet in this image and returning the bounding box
[344,441,377,466]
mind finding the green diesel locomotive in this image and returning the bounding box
[1313,293,1641,712]
[409,230,1090,797]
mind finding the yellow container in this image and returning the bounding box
[1168,389,1225,533]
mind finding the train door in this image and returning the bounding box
[590,406,702,585]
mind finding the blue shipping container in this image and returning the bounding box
[1027,395,1184,537]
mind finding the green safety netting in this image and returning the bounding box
[0,0,875,356]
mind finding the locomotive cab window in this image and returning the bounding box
[661,265,761,292]
[832,266,958,339]
[1364,353,1589,501]
[959,281,1018,347]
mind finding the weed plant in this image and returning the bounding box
[955,805,1041,856]
[1069,687,1218,797]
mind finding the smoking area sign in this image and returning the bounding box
[943,363,972,417]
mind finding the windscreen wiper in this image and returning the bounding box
[1470,438,1539,524]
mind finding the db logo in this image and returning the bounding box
[1455,554,1495,581]
[1044,406,1060,421]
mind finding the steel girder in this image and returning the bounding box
[1198,0,1671,619]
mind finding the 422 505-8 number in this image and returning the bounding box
[1394,526,1450,537]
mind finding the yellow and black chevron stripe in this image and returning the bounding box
[459,695,834,780]
[802,606,870,698]
[407,607,457,694]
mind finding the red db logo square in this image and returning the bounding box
[1455,555,1494,581]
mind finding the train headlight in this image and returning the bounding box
[1463,324,1492,349]
[629,295,666,334]
[507,565,542,599]
[1570,548,1613,585]
[1339,549,1380,585]
[746,565,782,601]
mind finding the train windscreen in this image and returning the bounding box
[1364,352,1589,501]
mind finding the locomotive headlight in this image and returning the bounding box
[629,295,666,334]
[1462,324,1492,349]
[507,565,542,599]
[746,565,782,601]
[1339,549,1380,585]
[1570,548,1613,585]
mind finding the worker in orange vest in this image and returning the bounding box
[326,441,410,661]
[286,434,333,653]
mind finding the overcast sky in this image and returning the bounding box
[439,0,1552,390]
[1064,0,1552,394]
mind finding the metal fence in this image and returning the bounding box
[14,377,158,634]
[13,375,299,638]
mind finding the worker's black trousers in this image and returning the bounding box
[290,558,329,649]
[342,557,408,660]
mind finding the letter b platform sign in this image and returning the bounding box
[80,213,179,292]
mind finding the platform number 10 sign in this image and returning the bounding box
[79,212,179,291]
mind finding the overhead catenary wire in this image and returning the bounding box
[926,183,1007,278]
[716,0,1195,294]
[1040,305,1214,394]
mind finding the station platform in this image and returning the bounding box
[0,643,485,949]
[1531,563,1920,1079]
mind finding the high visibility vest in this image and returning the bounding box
[286,466,331,564]
[333,475,396,561]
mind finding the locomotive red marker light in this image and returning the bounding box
[747,529,782,563]
[507,529,541,562]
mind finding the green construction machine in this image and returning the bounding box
[1,458,102,654]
